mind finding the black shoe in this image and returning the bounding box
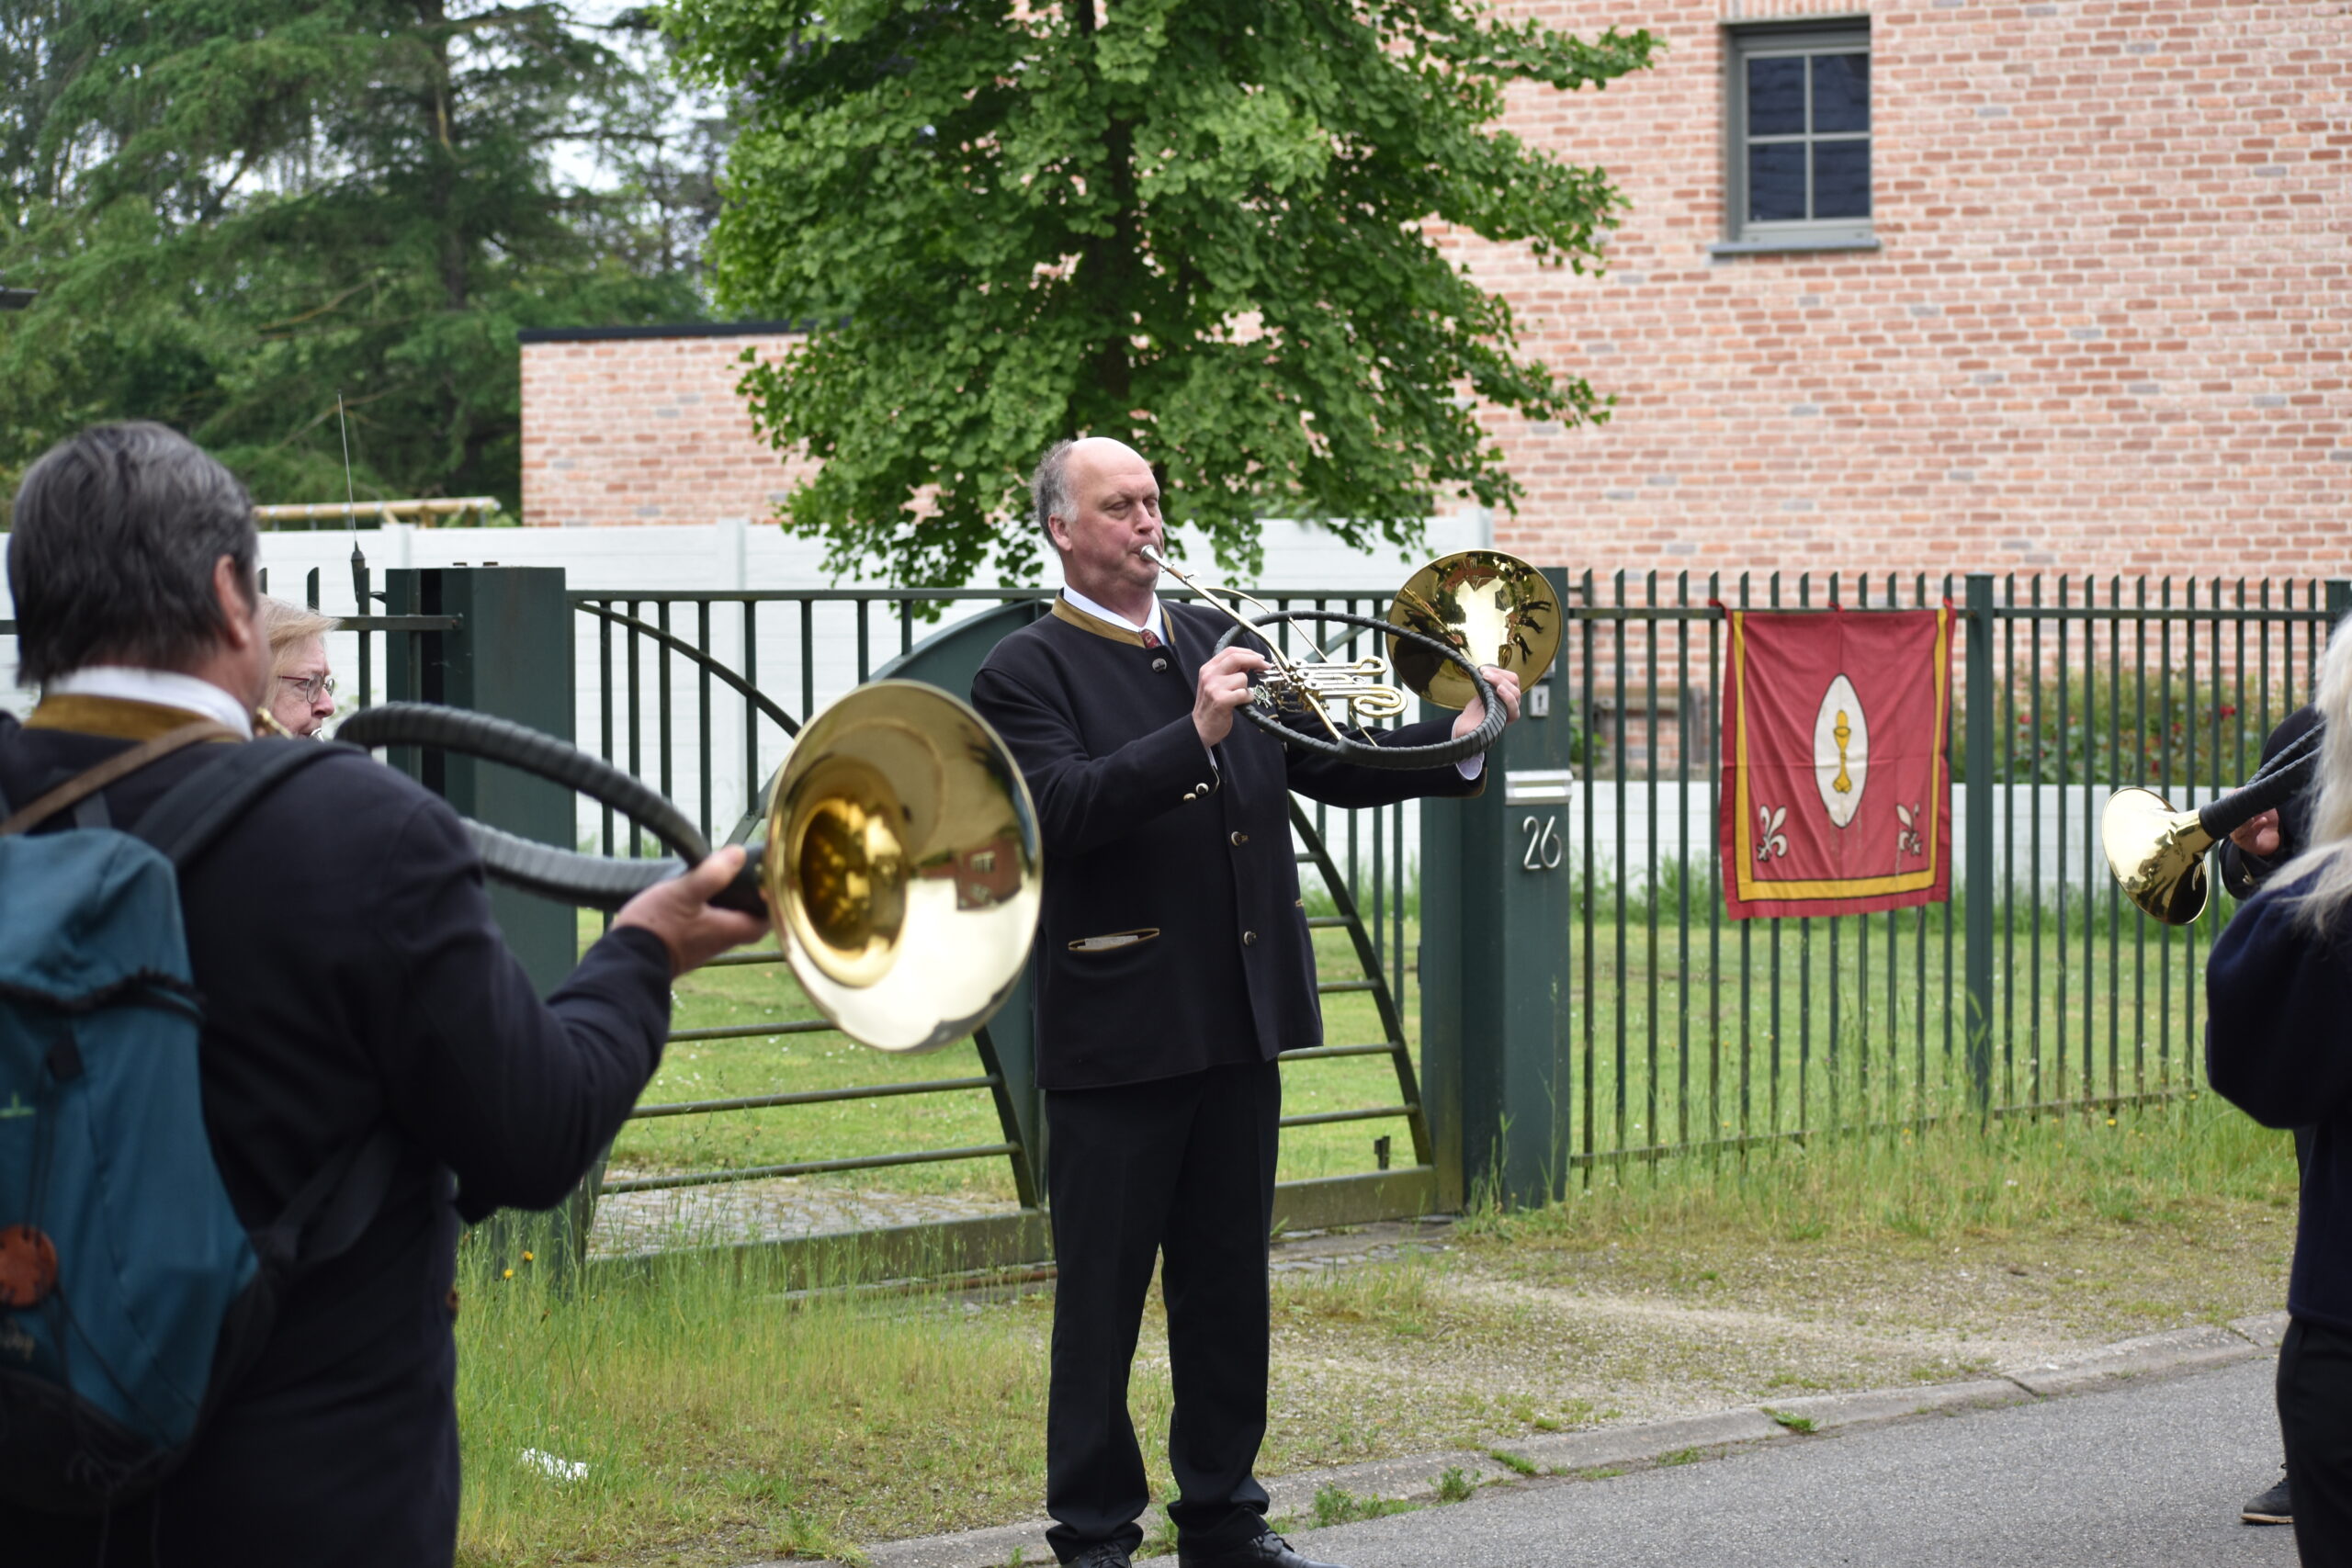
[1068,1543,1134,1568]
[1178,1531,1348,1568]
[2243,1474,2292,1526]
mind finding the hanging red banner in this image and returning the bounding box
[1720,607,1953,919]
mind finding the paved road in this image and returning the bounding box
[1290,1357,2302,1568]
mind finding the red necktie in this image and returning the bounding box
[1139,628,1161,649]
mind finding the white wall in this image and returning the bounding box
[1,514,1487,846]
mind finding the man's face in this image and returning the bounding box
[1049,439,1163,604]
[269,635,334,738]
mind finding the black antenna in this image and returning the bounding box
[338,392,368,612]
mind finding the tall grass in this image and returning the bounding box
[1467,1083,2295,1248]
[455,1244,1081,1566]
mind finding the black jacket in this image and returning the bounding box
[971,599,1482,1090]
[0,716,671,1565]
[2207,879,2352,1336]
[2218,705,2320,899]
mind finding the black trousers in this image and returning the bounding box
[1043,1060,1282,1563]
[2281,1317,2352,1567]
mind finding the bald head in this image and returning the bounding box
[1033,436,1164,619]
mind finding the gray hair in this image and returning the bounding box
[1031,439,1079,548]
[2273,613,2352,931]
[260,595,340,664]
[6,423,260,685]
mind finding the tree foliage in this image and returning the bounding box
[0,0,727,512]
[666,0,1656,585]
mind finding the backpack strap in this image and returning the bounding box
[0,719,242,838]
[252,1124,405,1270]
[130,738,347,870]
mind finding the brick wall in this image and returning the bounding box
[519,327,815,528]
[517,1,2348,585]
[1455,0,2349,582]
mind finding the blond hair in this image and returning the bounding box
[258,595,339,667]
[2267,612,2352,931]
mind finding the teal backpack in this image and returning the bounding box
[0,728,394,1513]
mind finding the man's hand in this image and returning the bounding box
[1452,667,1522,740]
[2230,808,2283,860]
[614,845,771,976]
[1194,647,1269,748]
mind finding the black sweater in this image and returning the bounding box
[0,721,671,1565]
[2206,879,2352,1335]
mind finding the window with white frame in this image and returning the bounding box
[1724,24,1871,249]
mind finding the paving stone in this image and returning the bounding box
[590,1175,1020,1258]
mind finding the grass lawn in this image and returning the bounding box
[602,914,1423,1201]
[612,894,2227,1210]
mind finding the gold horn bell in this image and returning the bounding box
[2100,787,2220,927]
[752,680,1043,1055]
[1385,550,1565,708]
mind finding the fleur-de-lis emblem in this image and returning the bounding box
[1756,804,1789,862]
[1895,801,1924,858]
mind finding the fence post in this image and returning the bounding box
[2327,581,2352,633]
[384,566,594,1274]
[1419,567,1577,1210]
[1963,573,1996,1116]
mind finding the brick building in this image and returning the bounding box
[521,0,2348,584]
[519,322,814,529]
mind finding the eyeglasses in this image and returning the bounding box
[278,672,337,702]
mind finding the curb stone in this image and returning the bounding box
[746,1313,2289,1568]
[1999,1322,2256,1396]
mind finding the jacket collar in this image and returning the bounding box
[43,666,254,737]
[24,693,244,742]
[1052,588,1168,648]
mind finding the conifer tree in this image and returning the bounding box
[0,0,721,509]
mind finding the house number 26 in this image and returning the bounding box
[1521,814,1563,873]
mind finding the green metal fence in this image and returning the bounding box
[8,566,2333,1231]
[568,586,1433,1228]
[1558,570,2346,1174]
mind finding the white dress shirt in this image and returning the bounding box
[47,666,255,738]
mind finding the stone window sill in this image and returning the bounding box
[1708,235,1882,260]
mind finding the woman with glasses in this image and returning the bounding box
[259,596,339,738]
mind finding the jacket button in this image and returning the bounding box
[1152,658,1169,672]
[1229,831,1248,847]
[1242,930,1258,946]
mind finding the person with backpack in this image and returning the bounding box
[0,423,766,1564]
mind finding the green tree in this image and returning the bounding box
[666,0,1656,585]
[0,0,723,513]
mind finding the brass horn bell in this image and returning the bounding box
[1385,550,1565,709]
[2100,787,2219,927]
[752,680,1043,1055]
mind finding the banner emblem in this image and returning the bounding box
[1813,673,1868,828]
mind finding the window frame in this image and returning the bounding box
[1721,21,1875,253]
